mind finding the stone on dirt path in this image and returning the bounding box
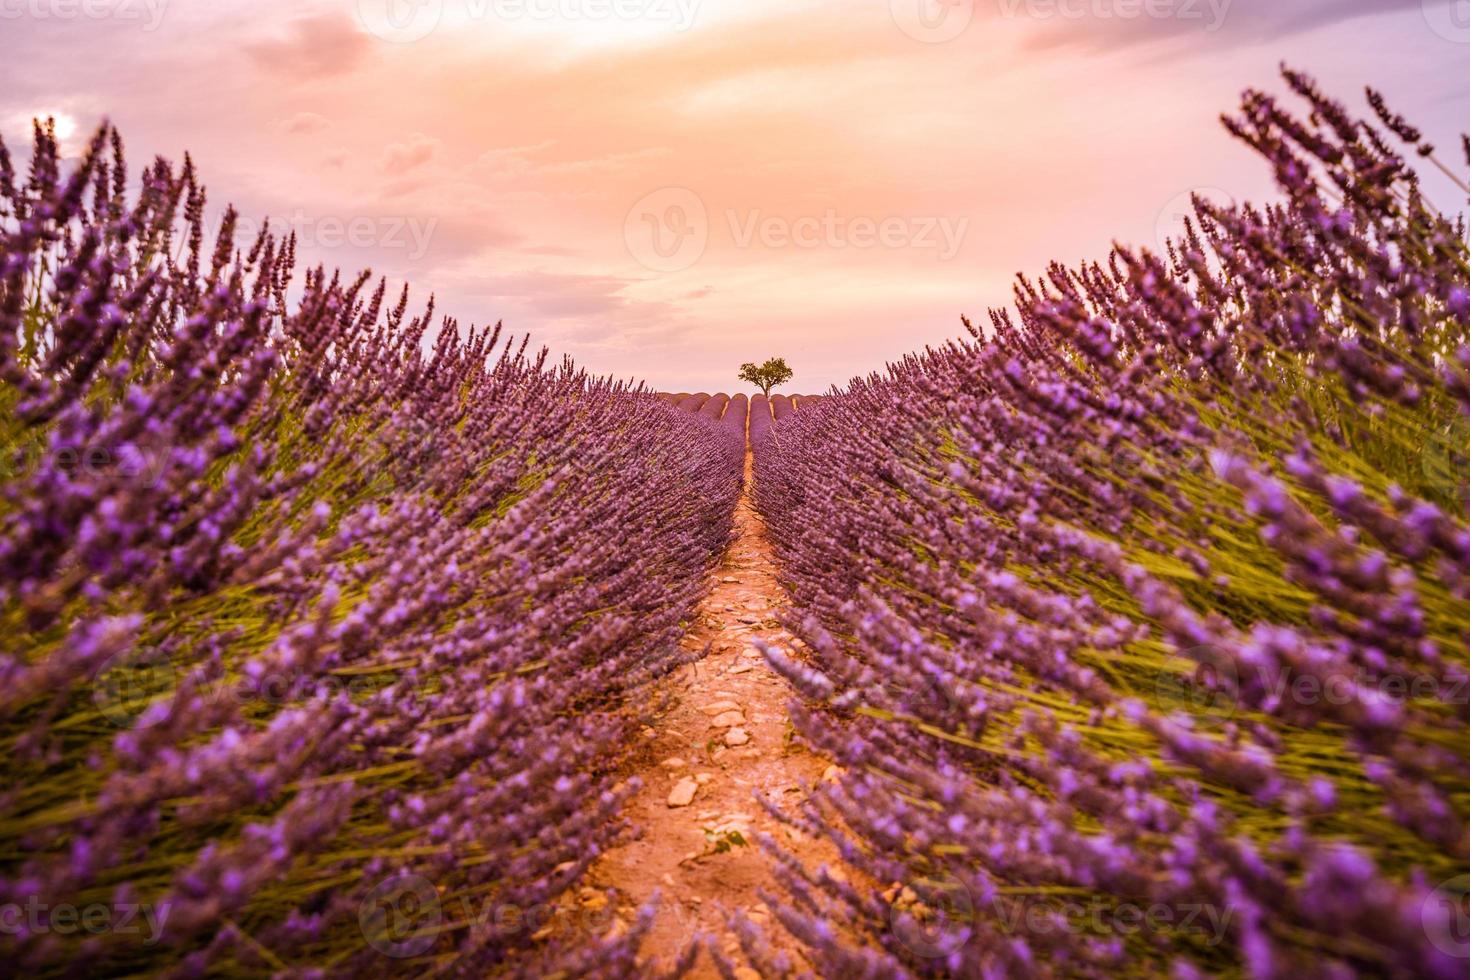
[667,777,698,808]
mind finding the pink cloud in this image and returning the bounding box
[246,12,370,79]
[284,111,328,134]
[380,133,440,176]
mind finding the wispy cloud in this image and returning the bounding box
[1008,0,1437,53]
[284,111,329,134]
[380,133,440,175]
[246,11,370,78]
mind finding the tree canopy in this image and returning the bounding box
[738,358,793,399]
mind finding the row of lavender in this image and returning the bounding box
[0,123,740,975]
[657,394,825,457]
[750,74,1470,977]
[657,393,824,424]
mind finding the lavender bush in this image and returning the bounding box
[749,395,773,452]
[0,121,739,976]
[751,72,1470,978]
[723,394,749,443]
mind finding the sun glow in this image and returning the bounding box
[31,110,78,142]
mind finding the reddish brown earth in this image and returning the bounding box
[583,449,843,977]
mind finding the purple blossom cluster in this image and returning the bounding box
[723,394,749,443]
[750,72,1470,977]
[0,121,740,975]
[749,396,774,451]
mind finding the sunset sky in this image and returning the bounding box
[3,0,1468,392]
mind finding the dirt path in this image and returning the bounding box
[585,449,837,977]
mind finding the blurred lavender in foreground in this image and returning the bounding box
[751,70,1470,978]
[0,120,740,975]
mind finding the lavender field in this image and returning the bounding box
[3,71,1470,978]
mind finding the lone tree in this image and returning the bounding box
[738,357,793,400]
